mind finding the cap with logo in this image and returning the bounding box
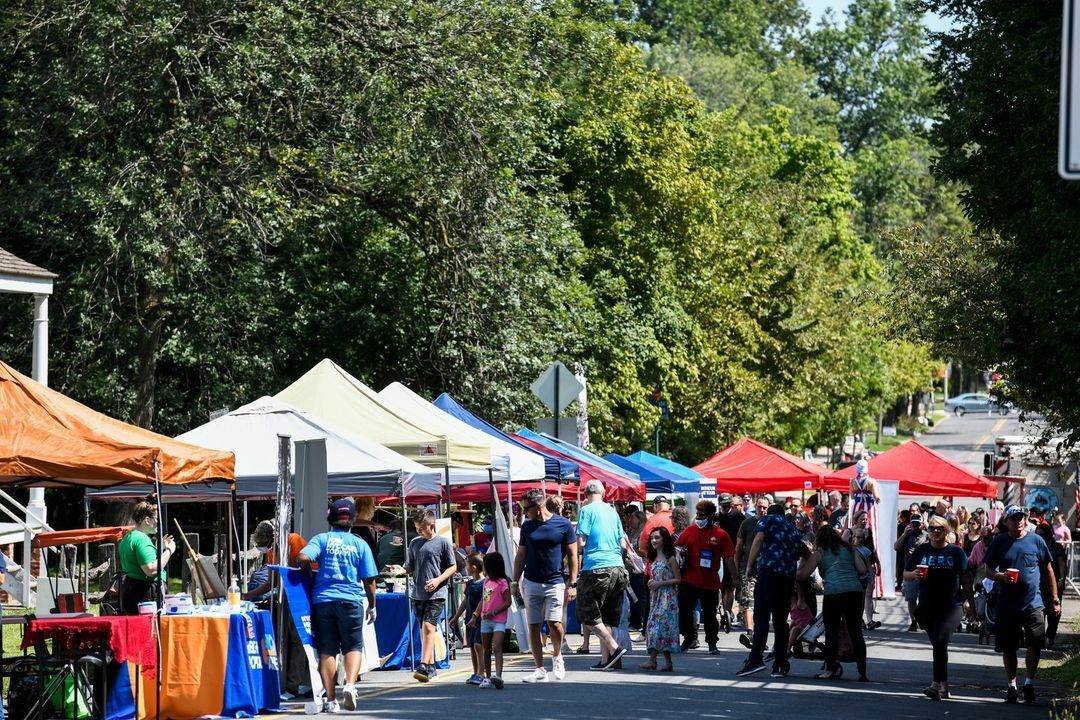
[1004,504,1029,519]
[328,498,357,523]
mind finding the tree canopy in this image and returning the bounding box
[0,0,977,465]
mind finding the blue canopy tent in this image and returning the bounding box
[626,450,704,493]
[433,393,578,482]
[603,453,700,494]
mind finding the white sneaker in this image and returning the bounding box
[341,684,357,711]
[322,700,341,714]
[552,655,565,680]
[478,678,493,688]
[522,667,549,683]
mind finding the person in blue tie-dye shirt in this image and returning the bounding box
[735,504,808,679]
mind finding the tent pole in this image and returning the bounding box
[228,482,237,593]
[242,500,248,592]
[82,491,90,598]
[153,462,163,720]
[401,475,415,673]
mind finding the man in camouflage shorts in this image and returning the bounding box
[735,495,771,646]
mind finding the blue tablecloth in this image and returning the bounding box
[374,592,449,671]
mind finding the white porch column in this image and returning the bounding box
[27,294,49,603]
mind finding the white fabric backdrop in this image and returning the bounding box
[875,480,899,600]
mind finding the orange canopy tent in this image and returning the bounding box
[693,437,826,494]
[822,441,998,498]
[0,361,234,488]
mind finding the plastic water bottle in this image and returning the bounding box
[228,580,241,607]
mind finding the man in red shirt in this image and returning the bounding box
[676,500,738,653]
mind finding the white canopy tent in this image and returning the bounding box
[89,396,443,501]
[378,382,545,484]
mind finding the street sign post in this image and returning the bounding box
[1061,0,1080,178]
[530,361,584,416]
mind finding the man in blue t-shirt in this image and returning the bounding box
[575,480,631,670]
[512,488,579,683]
[298,498,379,713]
[984,505,1059,705]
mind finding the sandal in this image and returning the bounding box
[661,665,674,672]
[637,662,658,670]
[815,668,842,680]
[575,646,590,655]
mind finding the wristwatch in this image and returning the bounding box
[569,582,577,588]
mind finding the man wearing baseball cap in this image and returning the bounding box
[716,492,744,631]
[984,505,1059,704]
[297,498,379,713]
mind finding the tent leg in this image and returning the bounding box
[82,492,90,599]
[153,464,163,720]
[441,463,456,662]
[401,481,415,673]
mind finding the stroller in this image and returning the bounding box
[975,578,997,646]
[791,613,857,675]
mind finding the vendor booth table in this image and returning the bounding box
[24,611,281,720]
[373,592,449,671]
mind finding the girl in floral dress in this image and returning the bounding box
[639,527,681,672]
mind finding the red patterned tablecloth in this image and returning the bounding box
[22,615,157,675]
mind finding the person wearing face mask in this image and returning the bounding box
[244,519,311,697]
[675,501,737,653]
[118,497,175,614]
[244,519,308,601]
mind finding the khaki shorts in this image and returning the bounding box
[522,578,565,624]
[576,567,628,627]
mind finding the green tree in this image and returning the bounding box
[906,0,1080,438]
[801,0,937,153]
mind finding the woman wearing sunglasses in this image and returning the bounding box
[904,514,970,701]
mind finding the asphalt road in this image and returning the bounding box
[919,409,1031,475]
[290,597,1074,719]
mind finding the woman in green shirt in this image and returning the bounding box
[118,499,176,614]
[797,524,868,681]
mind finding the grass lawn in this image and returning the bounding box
[863,433,908,453]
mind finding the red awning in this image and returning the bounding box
[32,526,133,549]
[693,437,826,494]
[822,441,998,498]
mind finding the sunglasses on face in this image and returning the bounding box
[929,527,946,533]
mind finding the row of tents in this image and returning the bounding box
[0,358,997,506]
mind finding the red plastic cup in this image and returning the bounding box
[1006,568,1020,583]
[916,564,929,580]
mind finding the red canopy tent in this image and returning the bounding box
[822,441,997,498]
[694,437,825,494]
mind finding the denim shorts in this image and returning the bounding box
[312,600,364,656]
[480,618,506,634]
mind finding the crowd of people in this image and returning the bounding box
[111,475,1072,712]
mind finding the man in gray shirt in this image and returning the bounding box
[389,509,457,683]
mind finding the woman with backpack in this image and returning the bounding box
[798,524,868,681]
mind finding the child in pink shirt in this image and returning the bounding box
[468,552,511,688]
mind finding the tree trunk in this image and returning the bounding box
[132,312,164,429]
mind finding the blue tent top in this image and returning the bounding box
[515,429,640,482]
[626,450,704,493]
[604,453,701,494]
[433,393,577,482]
